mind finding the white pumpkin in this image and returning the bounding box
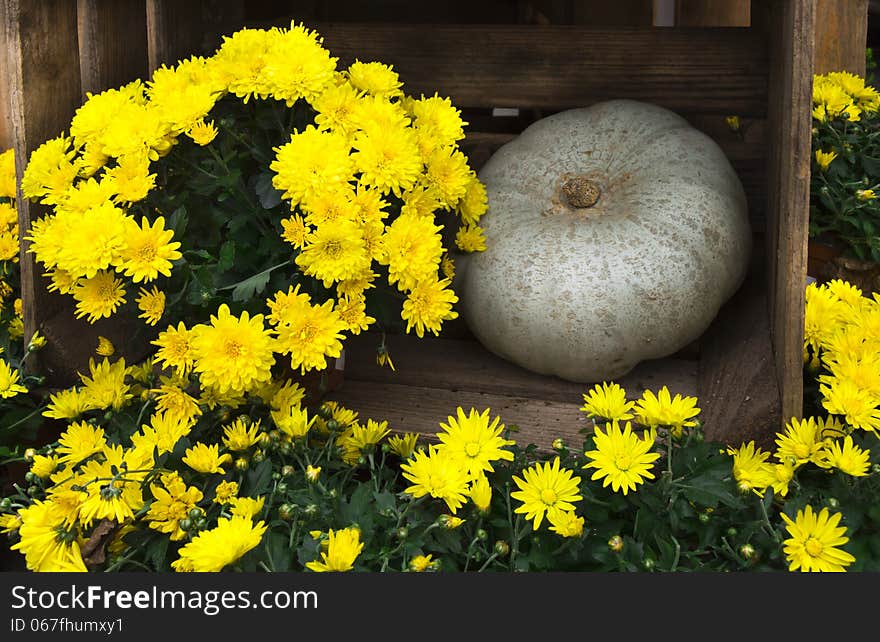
[457,99,752,382]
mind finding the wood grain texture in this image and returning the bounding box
[77,0,149,97]
[0,1,11,150]
[3,0,83,382]
[764,0,814,426]
[329,331,697,450]
[146,0,243,73]
[306,23,769,116]
[676,0,750,25]
[814,0,868,76]
[698,275,781,449]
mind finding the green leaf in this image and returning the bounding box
[246,459,273,495]
[252,172,283,209]
[230,269,272,303]
[218,241,235,272]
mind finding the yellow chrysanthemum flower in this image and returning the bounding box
[172,516,267,572]
[351,125,422,196]
[454,224,487,253]
[338,418,392,465]
[0,148,16,198]
[182,442,232,475]
[547,509,585,538]
[634,386,701,437]
[190,304,276,395]
[186,119,218,146]
[583,421,660,495]
[10,500,87,572]
[306,526,364,572]
[270,286,346,375]
[152,321,195,378]
[814,149,837,171]
[147,472,204,541]
[818,435,871,477]
[43,388,91,420]
[78,356,131,411]
[228,496,265,519]
[820,377,880,432]
[0,359,28,398]
[137,285,166,326]
[726,441,775,496]
[72,269,126,322]
[401,444,471,514]
[468,474,493,514]
[436,407,515,478]
[580,381,635,422]
[381,213,444,291]
[347,60,403,98]
[511,457,583,531]
[55,421,107,466]
[387,432,419,459]
[295,218,372,288]
[213,480,239,504]
[270,125,354,207]
[781,505,856,572]
[774,416,826,467]
[118,216,182,283]
[223,417,262,452]
[400,276,459,339]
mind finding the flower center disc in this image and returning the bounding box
[464,442,481,458]
[540,488,558,505]
[805,537,824,557]
[614,454,632,471]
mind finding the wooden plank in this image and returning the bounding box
[764,0,813,427]
[3,0,83,383]
[697,275,781,449]
[341,332,698,403]
[325,379,592,451]
[676,0,750,26]
[146,0,244,73]
[814,0,868,76]
[308,23,769,116]
[521,0,654,25]
[77,0,149,97]
[0,1,11,150]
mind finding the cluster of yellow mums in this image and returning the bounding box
[0,147,28,401]
[19,21,487,377]
[812,71,880,176]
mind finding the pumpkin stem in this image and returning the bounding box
[561,176,600,208]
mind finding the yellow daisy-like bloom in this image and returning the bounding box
[387,432,419,459]
[0,231,19,263]
[43,388,91,420]
[400,276,459,339]
[380,213,444,291]
[804,282,847,354]
[228,496,265,519]
[769,460,796,498]
[814,149,837,171]
[306,526,365,572]
[781,505,856,572]
[261,23,338,107]
[0,147,15,198]
[339,418,392,465]
[280,214,310,249]
[131,410,194,457]
[270,125,354,207]
[20,135,78,206]
[351,125,422,197]
[583,421,660,496]
[152,321,195,378]
[436,407,515,478]
[10,500,87,572]
[511,457,583,531]
[172,516,267,572]
[424,145,472,208]
[29,454,61,479]
[273,403,316,441]
[119,216,182,283]
[335,294,376,335]
[820,377,880,432]
[454,224,487,253]
[0,513,21,535]
[270,287,346,375]
[182,442,232,475]
[547,509,585,538]
[78,356,131,411]
[147,472,204,541]
[440,253,455,280]
[312,80,361,135]
[633,386,701,437]
[44,201,130,278]
[153,382,201,425]
[774,416,826,467]
[580,381,635,422]
[295,219,372,288]
[55,421,106,466]
[468,474,492,514]
[409,554,436,572]
[137,285,166,326]
[213,480,239,504]
[726,441,775,495]
[856,189,876,201]
[401,444,471,514]
[186,119,218,146]
[347,60,403,98]
[190,304,276,395]
[456,173,487,226]
[0,359,28,398]
[95,335,115,357]
[818,435,871,477]
[222,417,262,451]
[72,269,126,322]
[105,154,155,205]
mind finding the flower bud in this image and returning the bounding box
[281,465,295,478]
[27,486,39,496]
[328,488,338,499]
[179,518,192,531]
[23,448,36,463]
[278,504,296,521]
[396,527,408,540]
[0,497,11,511]
[304,504,318,516]
[494,540,510,557]
[24,472,36,484]
[827,497,840,508]
[276,482,288,493]
[552,438,565,451]
[739,543,755,560]
[188,507,203,520]
[318,404,333,419]
[698,512,711,524]
[476,528,488,541]
[252,449,266,463]
[235,457,249,472]
[643,557,656,571]
[326,419,340,432]
[608,535,624,553]
[726,527,738,538]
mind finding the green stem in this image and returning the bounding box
[3,406,46,432]
[477,552,500,572]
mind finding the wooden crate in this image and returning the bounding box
[3,0,819,450]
